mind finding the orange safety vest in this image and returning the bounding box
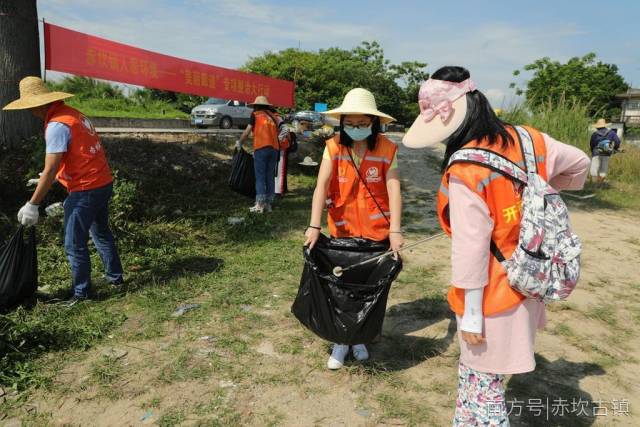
[437,125,548,316]
[252,110,280,151]
[326,134,397,241]
[45,103,113,193]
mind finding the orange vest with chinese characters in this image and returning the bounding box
[326,135,397,242]
[253,111,280,151]
[437,126,548,316]
[45,103,113,193]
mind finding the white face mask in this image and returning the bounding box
[344,125,372,141]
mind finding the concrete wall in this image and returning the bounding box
[90,117,191,129]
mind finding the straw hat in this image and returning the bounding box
[3,76,73,110]
[322,88,395,124]
[299,156,318,167]
[593,118,611,128]
[248,95,272,107]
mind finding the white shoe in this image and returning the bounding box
[352,344,369,361]
[327,344,349,370]
[249,204,264,213]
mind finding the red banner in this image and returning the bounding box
[44,23,295,107]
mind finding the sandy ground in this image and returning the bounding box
[5,136,639,426]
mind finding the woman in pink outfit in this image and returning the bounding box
[403,66,590,426]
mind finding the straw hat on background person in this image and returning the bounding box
[322,88,395,124]
[593,118,611,128]
[3,76,73,110]
[299,156,319,167]
[248,95,273,107]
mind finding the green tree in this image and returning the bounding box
[512,53,628,118]
[243,41,428,125]
[48,75,125,100]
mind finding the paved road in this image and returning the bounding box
[387,133,444,233]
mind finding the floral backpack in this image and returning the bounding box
[448,126,582,302]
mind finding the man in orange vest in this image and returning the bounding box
[236,95,282,213]
[3,77,123,306]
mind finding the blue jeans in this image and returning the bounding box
[63,183,123,297]
[254,147,278,204]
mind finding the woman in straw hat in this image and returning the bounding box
[3,76,124,306]
[304,88,404,369]
[589,118,621,185]
[403,66,589,425]
[237,95,285,213]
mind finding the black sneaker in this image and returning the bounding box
[102,275,125,287]
[109,278,125,287]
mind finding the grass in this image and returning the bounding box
[0,137,313,389]
[46,76,192,120]
[584,304,618,327]
[0,135,338,424]
[65,96,189,120]
[502,99,640,210]
[375,391,434,426]
[1,101,638,424]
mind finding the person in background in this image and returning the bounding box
[304,88,403,370]
[236,95,281,213]
[589,118,621,185]
[403,66,590,426]
[275,122,295,196]
[3,76,124,306]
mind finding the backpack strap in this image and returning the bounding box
[514,126,538,175]
[447,126,539,265]
[447,147,529,185]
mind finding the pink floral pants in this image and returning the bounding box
[453,361,509,426]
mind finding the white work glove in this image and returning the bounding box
[460,287,484,334]
[27,172,43,187]
[17,202,40,226]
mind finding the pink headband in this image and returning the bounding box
[418,78,476,122]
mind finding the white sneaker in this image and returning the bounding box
[249,204,264,214]
[352,344,369,361]
[327,344,349,370]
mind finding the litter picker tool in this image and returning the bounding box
[332,232,446,277]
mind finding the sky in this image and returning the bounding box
[37,0,640,107]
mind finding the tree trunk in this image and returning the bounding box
[0,0,41,147]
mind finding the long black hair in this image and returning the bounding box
[433,66,514,170]
[253,104,276,113]
[339,115,381,151]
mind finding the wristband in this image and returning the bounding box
[389,231,402,234]
[307,225,321,230]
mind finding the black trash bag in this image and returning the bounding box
[228,147,256,198]
[0,226,38,311]
[291,234,402,345]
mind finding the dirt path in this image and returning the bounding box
[10,137,640,426]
